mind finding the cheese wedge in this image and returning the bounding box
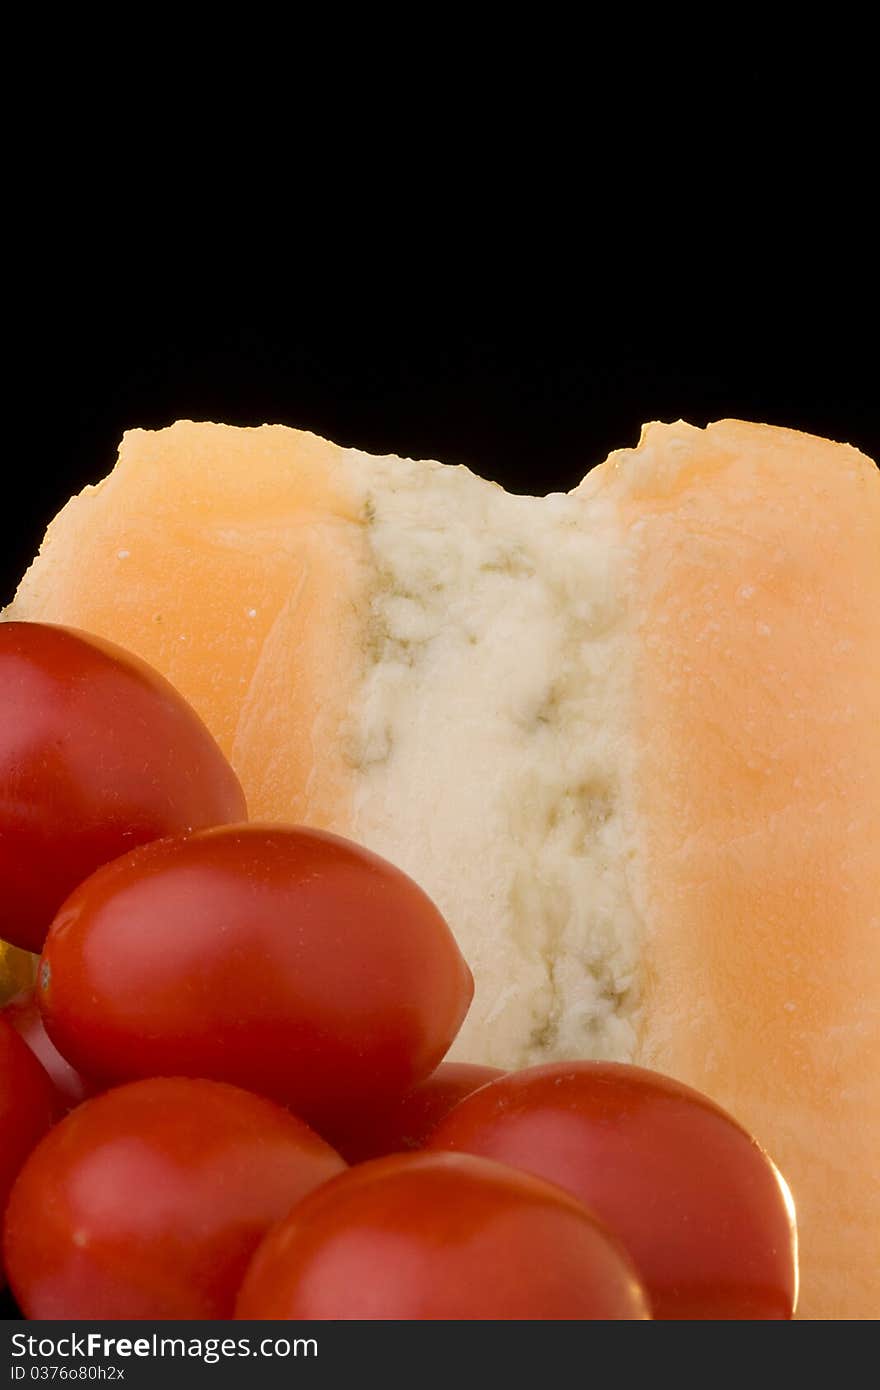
[6,419,879,1318]
[0,944,37,1004]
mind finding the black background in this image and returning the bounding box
[4,49,877,609]
[4,285,877,609]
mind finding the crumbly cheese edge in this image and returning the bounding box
[339,450,646,1069]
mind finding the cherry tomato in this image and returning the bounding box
[427,1061,798,1319]
[38,825,473,1132]
[236,1151,651,1320]
[323,1063,503,1163]
[0,1018,58,1223]
[3,1076,346,1319]
[0,621,247,953]
[2,992,94,1110]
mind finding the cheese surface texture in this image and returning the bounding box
[7,418,879,1318]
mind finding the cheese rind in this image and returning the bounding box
[617,420,880,1320]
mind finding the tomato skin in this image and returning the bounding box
[0,621,247,953]
[427,1061,798,1320]
[3,1076,346,1319]
[323,1063,503,1163]
[236,1151,650,1320]
[38,825,474,1132]
[2,992,95,1111]
[0,1019,59,1223]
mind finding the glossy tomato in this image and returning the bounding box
[3,1077,346,1319]
[38,826,473,1131]
[0,1018,59,1224]
[323,1062,503,1163]
[2,991,94,1110]
[427,1061,798,1319]
[236,1151,651,1320]
[0,621,246,953]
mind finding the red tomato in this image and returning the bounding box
[2,992,94,1111]
[323,1063,503,1163]
[38,826,473,1132]
[0,621,247,953]
[427,1061,798,1319]
[235,1151,651,1320]
[3,1076,345,1319]
[0,1018,58,1223]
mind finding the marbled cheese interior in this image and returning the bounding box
[347,457,641,1066]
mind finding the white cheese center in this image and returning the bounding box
[344,454,643,1069]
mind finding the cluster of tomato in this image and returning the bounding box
[0,622,798,1320]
